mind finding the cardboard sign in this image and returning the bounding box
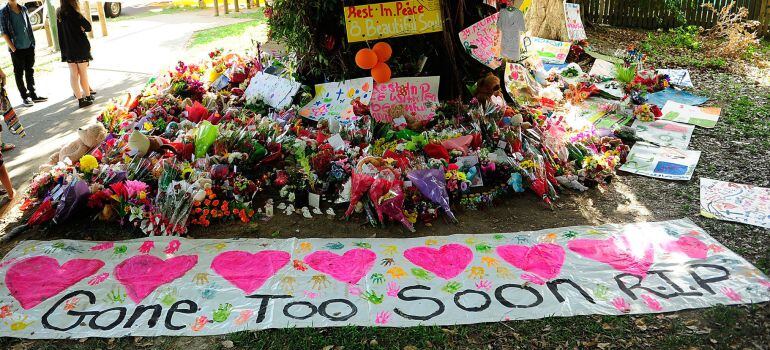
[564,3,587,41]
[620,142,701,180]
[631,119,695,150]
[646,88,708,109]
[528,37,571,64]
[661,101,721,129]
[459,12,502,69]
[299,77,374,123]
[344,0,443,43]
[244,72,302,110]
[2,219,768,339]
[701,178,770,229]
[370,76,440,123]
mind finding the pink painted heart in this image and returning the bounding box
[496,243,565,280]
[568,236,654,277]
[114,255,198,303]
[5,256,105,309]
[304,248,376,284]
[663,236,708,259]
[211,250,291,294]
[403,244,474,280]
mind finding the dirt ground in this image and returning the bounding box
[0,26,769,349]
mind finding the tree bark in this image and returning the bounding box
[525,0,569,41]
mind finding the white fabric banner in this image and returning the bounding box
[1,219,768,339]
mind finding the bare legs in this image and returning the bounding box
[68,62,91,100]
[0,164,13,200]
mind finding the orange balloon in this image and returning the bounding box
[355,48,378,70]
[371,62,391,83]
[372,42,392,62]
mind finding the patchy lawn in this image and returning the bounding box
[187,9,267,49]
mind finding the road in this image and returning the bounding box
[1,8,247,206]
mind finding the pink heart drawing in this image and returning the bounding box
[5,256,105,309]
[568,236,654,277]
[403,244,474,280]
[211,250,291,294]
[304,248,376,284]
[662,236,708,259]
[496,243,565,280]
[114,255,198,303]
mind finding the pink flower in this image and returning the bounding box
[125,180,149,197]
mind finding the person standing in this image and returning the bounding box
[57,0,93,108]
[0,0,47,107]
[0,67,15,202]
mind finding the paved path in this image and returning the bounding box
[2,9,247,197]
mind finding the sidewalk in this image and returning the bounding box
[1,9,249,207]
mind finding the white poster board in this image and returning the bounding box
[244,72,302,110]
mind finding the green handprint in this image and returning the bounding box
[370,273,385,284]
[442,282,462,294]
[594,284,610,301]
[159,288,178,307]
[411,268,434,281]
[362,291,384,304]
[354,242,372,249]
[212,303,233,322]
[325,242,345,250]
[563,230,579,239]
[493,234,506,240]
[113,245,128,255]
[106,289,127,304]
[475,243,492,253]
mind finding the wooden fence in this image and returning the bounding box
[574,0,770,34]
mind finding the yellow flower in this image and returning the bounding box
[79,155,98,174]
[143,122,153,131]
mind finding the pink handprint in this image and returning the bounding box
[164,240,181,254]
[304,290,318,299]
[191,316,207,332]
[611,297,631,313]
[234,310,253,326]
[721,287,742,302]
[139,241,155,254]
[475,280,493,291]
[759,280,770,289]
[707,244,724,253]
[88,273,109,286]
[641,294,662,311]
[348,284,362,297]
[64,297,80,311]
[91,242,114,251]
[375,311,391,325]
[387,282,400,297]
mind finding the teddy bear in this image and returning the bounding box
[474,73,502,104]
[50,123,108,164]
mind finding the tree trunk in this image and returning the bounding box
[525,0,569,41]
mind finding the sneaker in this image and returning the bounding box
[78,98,93,108]
[86,95,95,102]
[22,98,34,107]
[31,95,48,103]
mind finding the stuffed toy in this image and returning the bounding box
[50,123,108,164]
[127,130,178,157]
[474,73,502,104]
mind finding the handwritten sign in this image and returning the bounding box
[564,3,587,41]
[244,72,302,110]
[459,12,502,69]
[370,76,439,123]
[701,178,770,229]
[1,219,768,339]
[631,119,695,150]
[299,77,373,123]
[661,101,721,129]
[344,0,443,43]
[528,37,571,64]
[620,142,701,181]
[504,62,541,102]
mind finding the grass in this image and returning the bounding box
[111,5,200,22]
[187,9,266,48]
[639,26,727,69]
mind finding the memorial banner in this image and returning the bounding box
[344,0,443,43]
[299,78,373,123]
[1,220,768,339]
[370,76,440,123]
[459,13,502,69]
[700,178,770,229]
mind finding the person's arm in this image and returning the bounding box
[1,34,14,52]
[0,67,6,85]
[78,12,92,32]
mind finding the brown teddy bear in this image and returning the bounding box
[474,73,502,104]
[50,123,108,164]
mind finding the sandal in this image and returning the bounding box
[1,143,15,152]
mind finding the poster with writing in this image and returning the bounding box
[564,3,587,41]
[620,142,701,181]
[631,119,695,150]
[589,59,617,78]
[504,62,542,102]
[344,0,443,43]
[244,72,302,110]
[528,37,571,64]
[700,178,770,229]
[299,78,373,123]
[661,101,721,129]
[459,12,502,69]
[370,76,439,123]
[1,219,767,339]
